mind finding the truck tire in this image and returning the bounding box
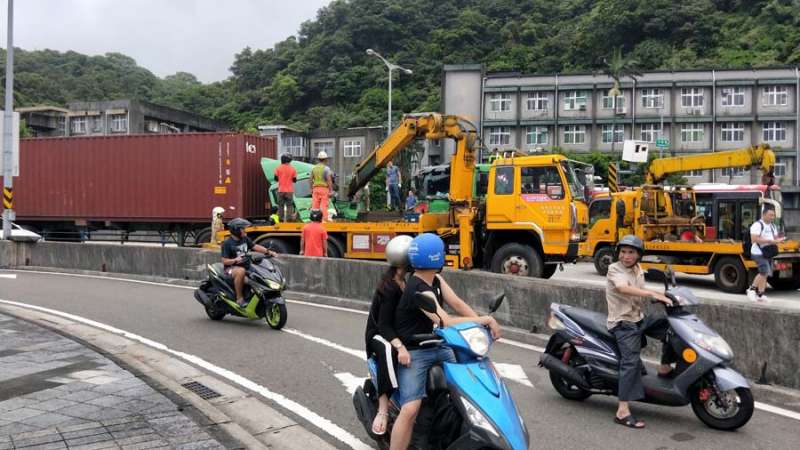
[491,243,543,278]
[194,228,212,245]
[254,236,293,254]
[768,264,800,290]
[714,257,748,293]
[327,236,345,258]
[593,246,615,276]
[542,264,558,279]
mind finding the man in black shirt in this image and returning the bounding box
[390,233,500,450]
[221,218,277,307]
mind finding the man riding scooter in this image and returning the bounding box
[606,235,674,429]
[221,218,278,307]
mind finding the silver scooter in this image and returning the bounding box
[540,268,754,430]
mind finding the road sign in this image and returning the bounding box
[0,111,20,177]
[656,138,670,149]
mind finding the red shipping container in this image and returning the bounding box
[11,133,276,224]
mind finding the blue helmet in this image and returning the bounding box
[408,233,445,270]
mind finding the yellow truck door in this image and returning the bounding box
[516,165,571,248]
[486,165,517,223]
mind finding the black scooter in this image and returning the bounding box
[193,253,288,329]
[540,268,753,430]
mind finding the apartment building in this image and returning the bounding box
[442,65,800,187]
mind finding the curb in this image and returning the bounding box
[0,303,336,450]
[9,266,800,415]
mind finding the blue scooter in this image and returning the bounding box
[352,294,529,450]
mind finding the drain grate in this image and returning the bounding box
[181,381,222,400]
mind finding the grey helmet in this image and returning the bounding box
[615,234,644,260]
[385,235,413,268]
[227,217,252,238]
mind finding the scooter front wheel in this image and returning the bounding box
[205,304,226,321]
[265,303,287,330]
[691,386,754,431]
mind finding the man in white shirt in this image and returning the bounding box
[747,206,785,302]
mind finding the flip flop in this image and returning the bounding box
[615,415,645,429]
[371,412,389,436]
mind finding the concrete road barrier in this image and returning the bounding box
[2,241,799,390]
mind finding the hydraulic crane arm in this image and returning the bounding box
[346,113,478,202]
[645,144,776,185]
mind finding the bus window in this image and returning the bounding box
[695,195,713,226]
[718,200,737,240]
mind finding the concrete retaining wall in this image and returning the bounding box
[2,241,799,390]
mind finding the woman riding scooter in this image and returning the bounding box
[364,235,413,436]
[391,233,501,450]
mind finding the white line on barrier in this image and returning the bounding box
[0,298,372,450]
[6,269,800,422]
[0,274,17,279]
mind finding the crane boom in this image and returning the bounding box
[645,144,776,185]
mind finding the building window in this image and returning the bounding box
[71,116,87,134]
[601,93,625,110]
[489,93,512,112]
[686,170,704,177]
[721,167,746,177]
[774,162,786,177]
[681,88,704,108]
[343,140,362,158]
[525,92,548,111]
[488,127,511,146]
[641,88,663,108]
[90,116,103,133]
[762,121,786,141]
[762,86,789,106]
[720,122,744,142]
[721,87,745,107]
[601,124,624,143]
[681,123,704,142]
[563,125,585,144]
[284,136,306,157]
[110,114,127,133]
[640,124,661,143]
[313,141,334,158]
[563,91,587,111]
[526,127,548,145]
[146,120,160,132]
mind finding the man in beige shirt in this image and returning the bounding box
[606,235,674,429]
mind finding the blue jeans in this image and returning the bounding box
[388,184,401,210]
[753,254,772,275]
[395,347,455,406]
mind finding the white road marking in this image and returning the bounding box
[0,274,17,279]
[284,328,367,361]
[335,372,367,395]
[494,363,534,388]
[0,298,372,450]
[7,269,800,422]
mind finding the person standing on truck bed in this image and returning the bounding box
[274,153,297,222]
[386,160,402,212]
[311,151,334,222]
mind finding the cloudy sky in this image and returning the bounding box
[1,0,331,82]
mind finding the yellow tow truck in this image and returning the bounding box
[229,113,592,278]
[581,144,800,292]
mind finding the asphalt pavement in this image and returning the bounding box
[1,269,799,450]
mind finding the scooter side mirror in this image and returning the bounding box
[667,265,677,287]
[647,269,670,291]
[489,293,505,314]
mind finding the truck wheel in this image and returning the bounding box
[255,236,293,254]
[327,236,345,258]
[542,264,558,279]
[491,243,543,278]
[714,257,748,293]
[768,264,800,290]
[593,246,615,276]
[194,228,212,245]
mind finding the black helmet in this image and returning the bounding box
[615,234,644,260]
[281,153,292,164]
[309,209,323,222]
[228,217,252,238]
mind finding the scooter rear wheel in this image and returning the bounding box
[549,370,592,401]
[690,386,753,431]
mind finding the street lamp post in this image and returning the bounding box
[2,0,15,240]
[366,49,412,135]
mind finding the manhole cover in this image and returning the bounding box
[181,381,221,400]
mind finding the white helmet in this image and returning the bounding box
[317,150,329,160]
[386,235,413,267]
[212,206,225,218]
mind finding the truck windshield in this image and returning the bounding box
[562,160,591,202]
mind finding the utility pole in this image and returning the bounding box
[2,0,15,240]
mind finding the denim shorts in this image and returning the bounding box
[753,254,772,275]
[395,347,455,407]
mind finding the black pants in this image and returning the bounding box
[368,336,399,397]
[611,316,675,401]
[277,192,295,222]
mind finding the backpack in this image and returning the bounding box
[742,220,775,258]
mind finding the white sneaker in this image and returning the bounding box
[746,288,758,302]
[757,293,770,302]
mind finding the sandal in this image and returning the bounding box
[614,415,645,429]
[371,412,389,436]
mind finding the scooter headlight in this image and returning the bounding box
[265,279,283,290]
[693,332,733,360]
[459,327,490,357]
[547,313,566,331]
[460,396,499,438]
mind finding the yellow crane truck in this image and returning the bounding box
[230,113,592,278]
[580,144,800,292]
